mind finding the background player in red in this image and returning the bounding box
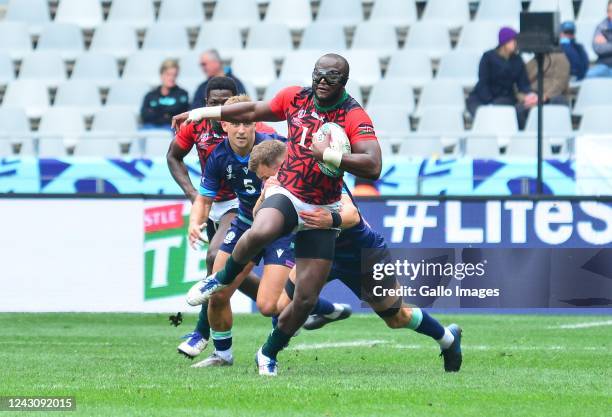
[167,77,263,359]
[175,54,383,375]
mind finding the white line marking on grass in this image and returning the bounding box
[548,320,612,329]
[290,340,389,350]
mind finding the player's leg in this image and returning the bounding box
[257,229,336,375]
[256,264,291,317]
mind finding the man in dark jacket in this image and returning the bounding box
[141,59,189,130]
[559,21,590,81]
[190,49,246,109]
[467,27,538,128]
[586,0,612,78]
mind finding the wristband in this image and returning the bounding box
[188,106,222,122]
[331,211,342,228]
[323,148,343,168]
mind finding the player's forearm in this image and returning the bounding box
[189,195,213,228]
[189,102,280,123]
[340,153,382,180]
[167,154,197,202]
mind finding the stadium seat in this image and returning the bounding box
[55,0,103,30]
[316,0,361,28]
[72,136,126,157]
[246,23,293,59]
[577,0,609,22]
[106,80,152,112]
[367,106,410,138]
[4,0,50,35]
[414,80,465,117]
[142,129,175,157]
[402,136,447,157]
[385,50,432,88]
[194,23,243,59]
[158,0,205,29]
[92,107,139,136]
[575,20,598,62]
[436,50,481,87]
[1,80,49,118]
[0,108,31,153]
[279,51,323,84]
[578,106,612,134]
[369,0,417,28]
[573,78,612,115]
[142,23,190,52]
[351,22,398,58]
[367,80,415,114]
[418,106,465,135]
[177,52,203,83]
[404,22,451,59]
[299,22,346,51]
[37,107,86,156]
[421,0,470,30]
[342,51,382,87]
[265,0,313,30]
[466,105,518,156]
[90,23,139,59]
[122,51,168,85]
[456,21,500,52]
[107,0,155,30]
[263,78,303,101]
[36,23,85,61]
[0,53,15,87]
[54,80,102,117]
[0,22,32,60]
[475,0,521,27]
[212,0,260,29]
[230,51,277,88]
[524,105,573,140]
[71,53,119,88]
[345,79,363,105]
[506,135,560,158]
[18,52,66,87]
[529,0,575,22]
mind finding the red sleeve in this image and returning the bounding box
[174,122,195,151]
[268,86,301,120]
[255,122,276,134]
[344,108,378,144]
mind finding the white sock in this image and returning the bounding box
[215,348,233,361]
[324,303,343,320]
[437,327,455,350]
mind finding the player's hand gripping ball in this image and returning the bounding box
[312,122,352,177]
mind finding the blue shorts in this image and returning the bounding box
[219,216,295,268]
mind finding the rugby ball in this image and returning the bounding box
[313,122,352,177]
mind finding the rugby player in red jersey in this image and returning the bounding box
[167,77,267,359]
[174,54,382,375]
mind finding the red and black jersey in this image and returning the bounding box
[269,86,378,205]
[175,119,235,202]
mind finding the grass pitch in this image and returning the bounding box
[1,313,610,417]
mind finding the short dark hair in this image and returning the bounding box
[206,76,238,99]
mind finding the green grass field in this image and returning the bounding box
[1,313,610,417]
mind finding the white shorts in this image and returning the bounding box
[264,185,341,232]
[209,198,239,223]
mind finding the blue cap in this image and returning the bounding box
[561,21,576,34]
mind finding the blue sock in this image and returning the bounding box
[211,329,232,352]
[271,315,278,328]
[311,297,335,315]
[406,308,445,340]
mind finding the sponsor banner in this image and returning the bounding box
[0,156,586,196]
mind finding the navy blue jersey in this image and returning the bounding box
[199,133,284,221]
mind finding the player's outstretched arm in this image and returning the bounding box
[188,195,213,249]
[172,101,282,129]
[167,140,197,202]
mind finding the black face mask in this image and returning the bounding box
[312,69,346,86]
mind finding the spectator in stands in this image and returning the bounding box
[467,27,537,129]
[524,51,570,105]
[587,0,612,78]
[191,49,246,109]
[141,59,189,130]
[559,21,589,81]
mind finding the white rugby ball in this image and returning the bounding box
[313,122,351,177]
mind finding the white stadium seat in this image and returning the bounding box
[351,22,398,58]
[71,53,120,88]
[36,23,84,60]
[265,0,313,30]
[369,0,417,28]
[0,53,15,87]
[578,106,612,134]
[55,0,103,30]
[18,52,66,87]
[316,0,361,28]
[106,80,152,111]
[0,22,32,60]
[5,0,50,35]
[194,23,243,59]
[279,51,322,84]
[213,0,260,29]
[574,20,598,62]
[404,22,451,59]
[0,108,31,153]
[230,51,277,88]
[368,80,415,114]
[345,79,363,105]
[264,78,303,101]
[37,107,86,156]
[343,51,382,87]
[456,21,500,52]
[142,129,175,157]
[475,0,521,27]
[385,50,432,88]
[142,23,190,52]
[300,22,346,51]
[367,106,410,138]
[90,23,139,59]
[422,0,470,30]
[524,105,573,139]
[573,78,612,115]
[54,80,102,117]
[414,80,465,116]
[107,0,155,30]
[122,51,168,85]
[177,52,203,82]
[2,80,49,118]
[246,23,293,59]
[466,105,518,157]
[529,0,575,22]
[92,107,139,136]
[577,0,609,22]
[158,0,205,28]
[436,50,481,87]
